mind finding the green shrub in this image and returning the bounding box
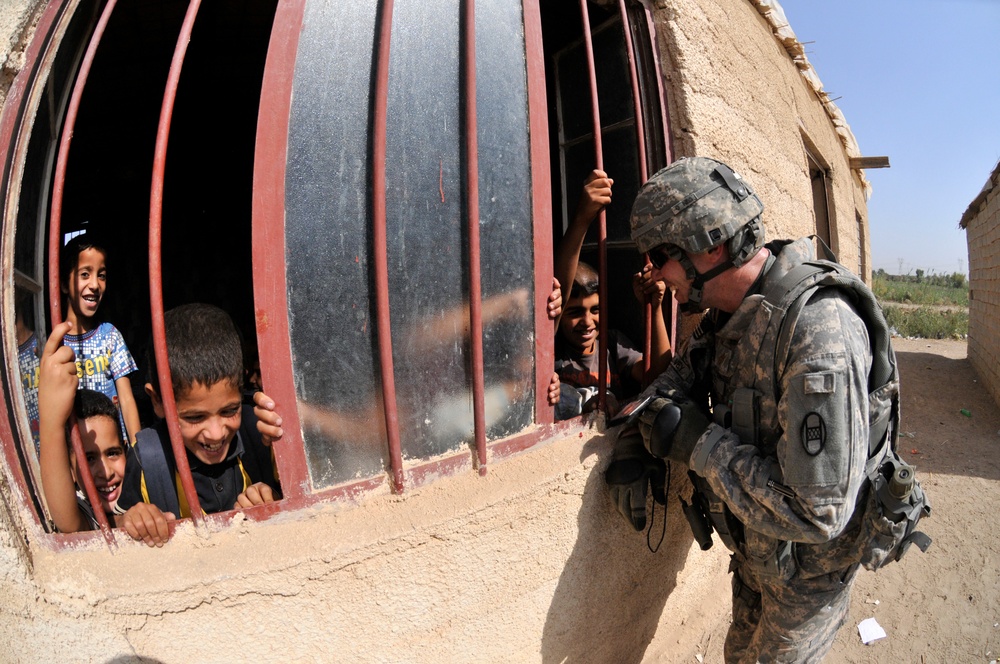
[883,305,968,339]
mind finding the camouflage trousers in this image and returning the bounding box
[724,553,860,663]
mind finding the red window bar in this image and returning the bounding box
[617,0,655,385]
[524,0,556,426]
[251,0,312,501]
[371,0,406,493]
[47,0,121,548]
[638,2,678,348]
[148,0,206,523]
[462,0,489,474]
[578,0,610,413]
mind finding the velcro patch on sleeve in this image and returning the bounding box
[803,372,834,394]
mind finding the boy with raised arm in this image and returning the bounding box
[553,169,671,418]
[38,321,126,532]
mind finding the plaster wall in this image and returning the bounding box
[0,0,871,661]
[652,0,870,279]
[963,164,1000,409]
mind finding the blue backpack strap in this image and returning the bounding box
[133,425,181,517]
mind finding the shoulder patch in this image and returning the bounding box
[801,412,825,456]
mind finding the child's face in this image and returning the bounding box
[559,291,600,353]
[63,247,107,321]
[152,380,243,465]
[70,415,126,513]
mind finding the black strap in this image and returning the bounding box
[133,426,181,517]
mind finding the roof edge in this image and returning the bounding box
[959,159,1000,229]
[749,0,872,198]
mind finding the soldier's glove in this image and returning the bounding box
[637,390,709,465]
[605,427,667,531]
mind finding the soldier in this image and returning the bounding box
[607,156,876,662]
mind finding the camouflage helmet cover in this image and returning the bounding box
[629,156,765,258]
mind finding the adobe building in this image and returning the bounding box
[0,0,877,660]
[960,160,1000,409]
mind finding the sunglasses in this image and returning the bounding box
[647,245,673,270]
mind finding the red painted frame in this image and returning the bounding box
[462,0,488,475]
[46,0,120,548]
[0,0,72,547]
[148,0,206,522]
[0,0,634,548]
[578,0,609,413]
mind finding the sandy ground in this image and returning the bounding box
[698,338,1000,663]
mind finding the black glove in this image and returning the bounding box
[638,390,709,465]
[605,428,667,531]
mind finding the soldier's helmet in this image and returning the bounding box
[629,156,765,267]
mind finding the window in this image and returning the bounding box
[805,144,835,256]
[0,0,669,543]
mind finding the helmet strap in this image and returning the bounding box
[676,249,735,314]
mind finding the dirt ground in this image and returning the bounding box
[699,338,1000,663]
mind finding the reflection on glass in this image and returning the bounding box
[285,0,533,489]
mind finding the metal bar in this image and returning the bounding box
[148,0,205,522]
[617,0,655,384]
[578,0,609,413]
[251,0,311,498]
[371,0,405,493]
[461,0,488,473]
[522,0,555,425]
[45,0,120,548]
[640,3,678,348]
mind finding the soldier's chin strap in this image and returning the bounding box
[667,244,736,314]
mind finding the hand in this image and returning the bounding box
[37,321,78,429]
[638,391,709,465]
[576,169,614,222]
[632,263,667,307]
[547,278,562,320]
[605,428,666,531]
[253,391,284,446]
[547,372,561,407]
[234,482,276,509]
[119,503,175,547]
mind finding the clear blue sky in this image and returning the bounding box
[777,0,1000,276]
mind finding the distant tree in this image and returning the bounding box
[915,268,924,283]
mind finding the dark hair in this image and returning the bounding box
[60,234,108,289]
[147,303,244,396]
[70,389,120,440]
[570,261,599,299]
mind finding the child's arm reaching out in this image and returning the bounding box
[38,322,88,533]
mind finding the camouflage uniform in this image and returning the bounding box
[643,237,872,662]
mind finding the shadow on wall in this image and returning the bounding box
[541,434,695,663]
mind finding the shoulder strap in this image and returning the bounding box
[133,425,182,517]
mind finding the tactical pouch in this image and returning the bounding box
[858,451,932,571]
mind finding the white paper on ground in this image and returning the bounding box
[858,617,887,645]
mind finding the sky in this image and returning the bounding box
[776,0,1000,276]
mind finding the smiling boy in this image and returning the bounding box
[114,303,281,546]
[38,321,127,532]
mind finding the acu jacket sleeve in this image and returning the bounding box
[686,290,872,545]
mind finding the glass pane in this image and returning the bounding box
[475,0,535,443]
[285,0,383,488]
[284,0,535,487]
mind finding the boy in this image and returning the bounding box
[37,321,126,532]
[114,303,282,547]
[60,235,142,444]
[553,170,671,418]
